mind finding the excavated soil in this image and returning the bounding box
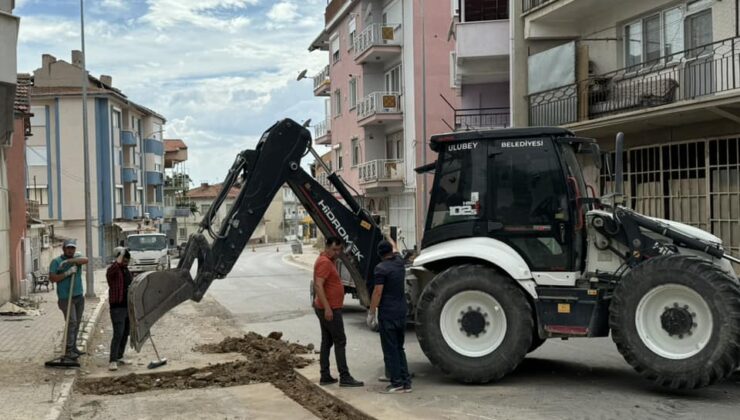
[77,332,372,420]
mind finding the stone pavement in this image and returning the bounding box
[0,268,108,420]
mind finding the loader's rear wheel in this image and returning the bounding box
[610,255,740,389]
[416,265,533,384]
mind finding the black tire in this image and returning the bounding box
[416,264,533,384]
[610,255,740,390]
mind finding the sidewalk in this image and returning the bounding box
[0,268,109,420]
[66,295,319,419]
[284,247,320,271]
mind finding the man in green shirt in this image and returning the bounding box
[49,239,89,360]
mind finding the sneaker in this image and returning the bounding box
[403,384,413,393]
[380,384,409,394]
[319,376,338,386]
[378,375,390,382]
[339,377,364,387]
[116,358,130,365]
[72,348,87,356]
[108,361,118,371]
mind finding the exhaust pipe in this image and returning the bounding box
[615,132,624,197]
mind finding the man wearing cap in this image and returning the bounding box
[49,239,89,360]
[369,237,411,393]
[106,248,133,371]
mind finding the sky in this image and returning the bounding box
[15,0,329,184]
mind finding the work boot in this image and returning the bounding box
[319,376,338,386]
[339,376,364,387]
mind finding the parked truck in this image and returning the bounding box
[119,216,173,274]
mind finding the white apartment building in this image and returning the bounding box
[513,0,740,260]
[28,52,167,262]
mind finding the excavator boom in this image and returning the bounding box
[128,119,383,350]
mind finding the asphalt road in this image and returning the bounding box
[207,247,740,420]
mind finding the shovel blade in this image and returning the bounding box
[128,269,195,351]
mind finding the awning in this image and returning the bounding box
[308,30,329,52]
[114,221,140,232]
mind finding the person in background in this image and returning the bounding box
[106,248,133,371]
[369,237,412,393]
[48,239,89,362]
[313,236,364,387]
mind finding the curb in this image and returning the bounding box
[281,254,313,272]
[292,367,377,420]
[44,291,109,420]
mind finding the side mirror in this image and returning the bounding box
[169,238,175,246]
[119,240,125,247]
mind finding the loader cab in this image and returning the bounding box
[423,128,592,272]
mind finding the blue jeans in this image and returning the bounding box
[379,318,411,388]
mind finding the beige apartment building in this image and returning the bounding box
[28,52,167,262]
[511,0,740,260]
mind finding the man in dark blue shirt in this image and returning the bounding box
[369,238,411,393]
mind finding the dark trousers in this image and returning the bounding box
[315,308,350,379]
[109,306,130,362]
[379,317,410,388]
[58,295,85,356]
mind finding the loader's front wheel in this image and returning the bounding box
[610,255,740,389]
[416,265,533,384]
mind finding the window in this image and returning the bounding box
[333,89,342,117]
[114,147,122,166]
[348,16,357,51]
[201,204,210,215]
[116,187,123,204]
[27,145,48,166]
[624,7,684,67]
[349,78,357,109]
[179,227,187,240]
[686,9,712,56]
[386,131,403,160]
[384,65,402,93]
[450,52,458,88]
[138,189,144,204]
[112,109,121,129]
[30,106,46,126]
[335,146,343,170]
[26,186,49,205]
[330,33,340,64]
[351,138,360,166]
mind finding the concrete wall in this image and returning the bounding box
[461,82,509,109]
[8,117,27,300]
[0,147,10,305]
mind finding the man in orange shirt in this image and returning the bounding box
[314,236,364,387]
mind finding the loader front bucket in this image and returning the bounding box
[128,269,195,351]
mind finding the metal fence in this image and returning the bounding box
[599,137,740,262]
[529,37,740,126]
[357,92,402,120]
[455,107,510,130]
[358,159,404,184]
[522,0,555,13]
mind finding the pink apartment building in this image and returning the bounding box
[308,0,509,249]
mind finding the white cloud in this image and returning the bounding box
[267,2,299,23]
[101,0,127,10]
[142,0,257,31]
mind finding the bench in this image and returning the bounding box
[31,271,52,293]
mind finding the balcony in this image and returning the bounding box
[146,205,164,219]
[354,23,403,65]
[121,130,137,146]
[357,92,403,126]
[122,167,138,183]
[455,107,510,130]
[358,159,404,190]
[316,173,336,193]
[313,65,330,97]
[27,199,40,219]
[123,204,140,220]
[146,171,163,186]
[313,119,331,145]
[528,37,740,137]
[455,19,510,83]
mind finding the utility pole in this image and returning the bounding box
[80,0,95,298]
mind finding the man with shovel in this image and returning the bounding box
[48,239,89,363]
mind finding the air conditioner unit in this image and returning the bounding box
[42,234,50,249]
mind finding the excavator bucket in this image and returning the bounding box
[128,269,195,351]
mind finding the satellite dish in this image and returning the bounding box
[296,69,308,81]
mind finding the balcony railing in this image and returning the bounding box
[313,65,330,93]
[123,204,140,220]
[357,91,402,121]
[316,173,336,192]
[455,107,510,130]
[358,159,404,184]
[121,130,137,146]
[522,0,555,14]
[459,0,508,22]
[27,199,40,219]
[122,167,138,183]
[529,37,740,127]
[314,119,331,139]
[354,23,402,58]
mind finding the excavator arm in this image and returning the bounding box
[128,119,383,350]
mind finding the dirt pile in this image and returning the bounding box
[77,332,371,420]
